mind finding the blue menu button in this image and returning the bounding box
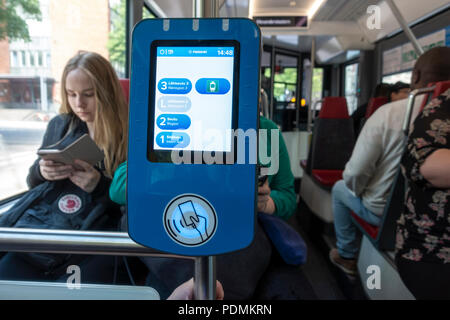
[195,78,231,94]
[158,78,192,94]
[156,132,190,148]
[157,114,191,130]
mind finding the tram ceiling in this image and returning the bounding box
[148,0,449,62]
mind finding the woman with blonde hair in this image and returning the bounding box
[0,51,129,283]
[31,51,128,187]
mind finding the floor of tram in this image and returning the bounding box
[289,179,368,300]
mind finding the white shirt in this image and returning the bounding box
[343,96,424,216]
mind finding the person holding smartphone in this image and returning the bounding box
[0,51,128,283]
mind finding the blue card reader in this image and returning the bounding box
[127,18,261,256]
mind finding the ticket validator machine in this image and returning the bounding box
[127,18,261,299]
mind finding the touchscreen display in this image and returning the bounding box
[151,44,237,153]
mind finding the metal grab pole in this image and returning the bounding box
[402,87,435,135]
[191,0,219,300]
[386,0,424,56]
[307,37,316,132]
[311,99,323,126]
[194,256,216,300]
[194,0,219,18]
[193,0,204,18]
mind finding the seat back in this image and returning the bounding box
[305,97,355,176]
[352,81,450,251]
[351,82,450,250]
[376,168,405,250]
[365,97,389,119]
[119,78,130,104]
[317,97,349,119]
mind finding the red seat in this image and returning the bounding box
[119,78,130,103]
[350,211,379,239]
[419,80,450,112]
[311,169,343,187]
[365,97,389,119]
[304,97,354,188]
[318,97,349,119]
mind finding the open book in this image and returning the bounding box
[37,134,104,169]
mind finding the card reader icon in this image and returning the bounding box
[164,195,217,246]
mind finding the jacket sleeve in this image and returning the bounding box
[109,161,127,205]
[343,112,383,197]
[265,124,297,220]
[26,115,70,189]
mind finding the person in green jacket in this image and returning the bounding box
[109,115,296,299]
[257,115,297,220]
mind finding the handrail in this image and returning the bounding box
[306,37,316,132]
[307,99,323,131]
[386,0,424,56]
[402,86,435,135]
[0,228,193,260]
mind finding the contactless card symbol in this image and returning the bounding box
[178,201,209,242]
[164,195,217,247]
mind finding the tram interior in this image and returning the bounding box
[0,0,449,300]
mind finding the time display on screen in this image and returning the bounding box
[217,49,234,56]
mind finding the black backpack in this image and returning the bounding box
[0,119,120,271]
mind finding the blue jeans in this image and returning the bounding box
[332,180,381,259]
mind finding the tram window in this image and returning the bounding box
[382,71,412,85]
[274,68,297,100]
[108,0,128,78]
[0,0,128,201]
[344,63,359,115]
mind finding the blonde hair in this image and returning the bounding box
[60,51,128,178]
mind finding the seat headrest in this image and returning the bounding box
[119,79,130,103]
[365,97,389,119]
[318,97,349,119]
[433,80,450,98]
[419,80,450,112]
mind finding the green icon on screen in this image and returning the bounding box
[206,80,218,93]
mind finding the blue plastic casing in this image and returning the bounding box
[127,18,261,256]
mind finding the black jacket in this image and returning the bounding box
[0,114,121,270]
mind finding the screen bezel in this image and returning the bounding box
[147,40,240,164]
